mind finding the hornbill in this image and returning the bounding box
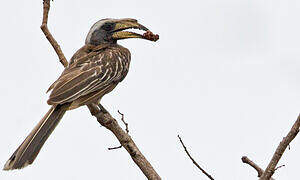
[3,18,158,170]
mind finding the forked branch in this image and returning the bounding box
[259,114,300,180]
[242,114,300,180]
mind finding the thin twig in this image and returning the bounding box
[108,111,130,150]
[274,165,285,171]
[118,110,129,133]
[40,1,161,179]
[108,145,122,150]
[178,135,214,180]
[259,114,300,180]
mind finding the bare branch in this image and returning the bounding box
[178,135,214,180]
[259,114,300,180]
[40,1,161,179]
[41,0,68,67]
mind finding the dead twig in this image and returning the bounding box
[178,135,214,180]
[40,1,161,179]
[118,110,129,133]
[108,110,129,150]
[108,145,122,150]
[274,165,285,171]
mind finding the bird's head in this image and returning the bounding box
[85,18,158,45]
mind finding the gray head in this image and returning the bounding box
[85,18,150,45]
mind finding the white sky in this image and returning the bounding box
[1,0,300,179]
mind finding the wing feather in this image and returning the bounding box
[47,46,129,105]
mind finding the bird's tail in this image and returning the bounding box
[3,103,70,170]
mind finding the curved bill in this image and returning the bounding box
[111,19,159,42]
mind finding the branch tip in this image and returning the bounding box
[178,135,214,180]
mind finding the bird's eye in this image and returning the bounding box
[102,23,114,31]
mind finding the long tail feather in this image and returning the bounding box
[3,103,70,170]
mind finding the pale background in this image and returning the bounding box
[1,0,300,179]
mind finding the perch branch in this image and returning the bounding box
[259,114,300,180]
[40,1,161,179]
[88,104,161,179]
[178,135,214,180]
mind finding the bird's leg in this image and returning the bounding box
[98,103,108,114]
[87,103,113,126]
[87,103,101,116]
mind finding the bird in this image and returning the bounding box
[3,18,158,170]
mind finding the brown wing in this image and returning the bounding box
[47,45,130,105]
